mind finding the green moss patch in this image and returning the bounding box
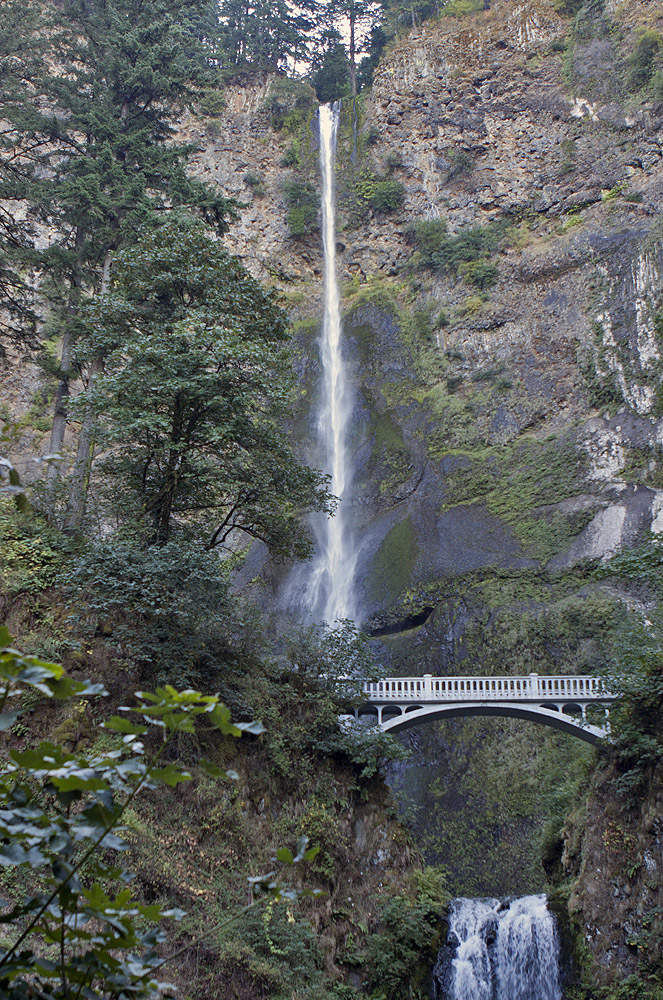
[368,518,418,607]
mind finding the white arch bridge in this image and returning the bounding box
[352,674,616,745]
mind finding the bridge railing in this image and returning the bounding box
[362,674,611,702]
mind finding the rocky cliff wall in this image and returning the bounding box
[562,762,663,988]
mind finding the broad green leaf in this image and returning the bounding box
[103,716,148,736]
[0,843,28,866]
[276,847,293,864]
[199,758,226,777]
[148,764,192,787]
[0,711,21,731]
[50,774,109,792]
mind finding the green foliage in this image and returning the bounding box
[219,0,319,76]
[553,0,586,14]
[628,31,663,92]
[1,0,234,301]
[653,70,663,102]
[280,143,300,167]
[0,500,65,596]
[0,632,275,1000]
[283,180,320,237]
[579,344,624,411]
[312,35,351,103]
[66,540,245,686]
[76,219,330,553]
[445,149,474,180]
[411,219,499,280]
[459,258,498,290]
[245,623,403,789]
[365,179,405,213]
[439,0,483,16]
[363,871,448,999]
[197,87,227,117]
[265,78,317,132]
[596,534,663,598]
[349,170,405,223]
[592,575,663,798]
[243,170,265,196]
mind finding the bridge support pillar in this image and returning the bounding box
[423,674,432,699]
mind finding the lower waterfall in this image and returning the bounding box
[431,896,562,1000]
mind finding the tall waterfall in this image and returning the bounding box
[432,896,562,1000]
[305,102,357,623]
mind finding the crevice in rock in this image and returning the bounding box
[368,607,434,637]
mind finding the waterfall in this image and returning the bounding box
[303,102,357,624]
[432,896,562,1000]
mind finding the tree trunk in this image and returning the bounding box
[349,8,357,98]
[45,229,84,492]
[150,402,185,546]
[62,251,112,534]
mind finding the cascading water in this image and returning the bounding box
[301,102,357,623]
[432,896,562,1000]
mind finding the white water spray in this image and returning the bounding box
[434,896,562,1000]
[305,102,357,623]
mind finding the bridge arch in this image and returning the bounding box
[378,702,605,745]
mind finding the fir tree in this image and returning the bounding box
[0,0,235,524]
[75,220,332,554]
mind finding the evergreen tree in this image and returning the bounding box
[327,0,382,96]
[311,28,351,103]
[0,0,235,524]
[0,0,45,350]
[75,220,332,554]
[218,0,320,73]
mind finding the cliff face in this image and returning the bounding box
[562,763,663,986]
[176,1,663,627]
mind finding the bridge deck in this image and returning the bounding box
[362,673,614,704]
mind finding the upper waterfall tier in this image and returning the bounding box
[305,102,357,624]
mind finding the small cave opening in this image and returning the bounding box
[368,607,434,637]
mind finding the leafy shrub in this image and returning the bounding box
[445,149,473,180]
[553,0,586,14]
[0,499,64,595]
[264,78,317,132]
[0,633,271,1000]
[364,871,449,1000]
[440,0,482,16]
[459,258,498,289]
[243,171,265,196]
[652,69,663,102]
[589,563,663,798]
[628,30,663,91]
[197,87,227,117]
[412,219,499,277]
[282,179,319,237]
[66,540,245,685]
[366,179,405,213]
[245,623,404,786]
[280,143,299,167]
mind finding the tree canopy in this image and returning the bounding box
[76,220,333,554]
